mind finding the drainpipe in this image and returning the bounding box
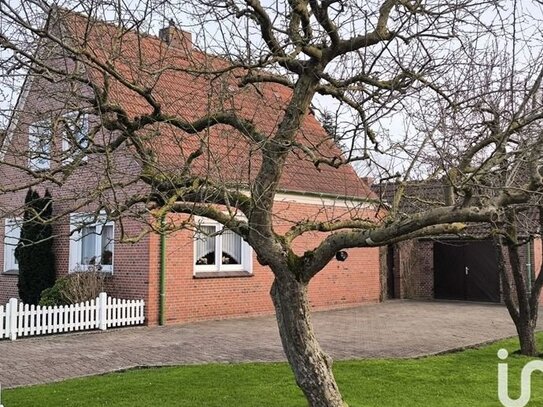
[159,215,166,326]
[527,238,532,295]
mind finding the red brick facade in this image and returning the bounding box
[0,59,152,306]
[145,201,380,325]
[0,273,18,302]
[379,240,434,300]
[1,198,381,325]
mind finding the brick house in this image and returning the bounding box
[375,181,542,303]
[0,10,381,325]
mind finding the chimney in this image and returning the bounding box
[159,20,192,51]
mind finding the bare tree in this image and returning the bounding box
[496,206,543,356]
[1,1,543,406]
[404,35,543,356]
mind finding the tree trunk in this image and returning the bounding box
[516,317,538,356]
[495,236,540,357]
[270,274,347,407]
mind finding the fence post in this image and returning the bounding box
[98,292,107,331]
[8,298,18,341]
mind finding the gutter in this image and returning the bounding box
[527,238,532,295]
[159,215,166,326]
[227,187,378,206]
[274,187,379,205]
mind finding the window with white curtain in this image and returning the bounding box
[3,218,21,272]
[69,214,114,273]
[194,218,251,273]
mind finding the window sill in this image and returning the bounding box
[69,269,113,277]
[193,270,253,279]
[62,158,89,166]
[2,269,19,275]
[28,166,50,173]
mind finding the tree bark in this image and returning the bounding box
[270,273,347,407]
[516,317,538,356]
[496,235,540,357]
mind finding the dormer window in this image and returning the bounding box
[28,120,52,171]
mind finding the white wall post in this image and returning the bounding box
[98,292,107,331]
[8,298,18,341]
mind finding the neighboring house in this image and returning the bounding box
[374,180,542,303]
[0,9,381,325]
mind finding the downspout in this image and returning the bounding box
[159,215,166,326]
[527,238,532,295]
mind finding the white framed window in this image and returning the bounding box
[28,120,52,171]
[69,214,114,273]
[194,218,252,273]
[3,218,22,272]
[61,112,89,162]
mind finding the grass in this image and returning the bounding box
[4,334,543,406]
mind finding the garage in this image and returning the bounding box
[433,240,500,303]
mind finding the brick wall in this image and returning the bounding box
[407,241,433,298]
[1,181,381,325]
[384,240,433,300]
[0,274,18,303]
[1,192,381,318]
[0,208,151,305]
[50,210,151,302]
[146,201,381,325]
[0,52,151,305]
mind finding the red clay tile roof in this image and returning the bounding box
[59,11,376,200]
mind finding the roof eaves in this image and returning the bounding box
[275,187,378,205]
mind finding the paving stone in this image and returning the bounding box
[0,300,531,388]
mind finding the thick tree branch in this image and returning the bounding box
[303,205,498,280]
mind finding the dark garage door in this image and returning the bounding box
[434,240,500,302]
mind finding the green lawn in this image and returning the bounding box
[4,334,543,406]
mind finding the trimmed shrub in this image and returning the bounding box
[39,270,106,306]
[16,188,55,305]
[39,279,70,306]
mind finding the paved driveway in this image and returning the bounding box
[0,300,526,388]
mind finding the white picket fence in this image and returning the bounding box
[0,292,145,341]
